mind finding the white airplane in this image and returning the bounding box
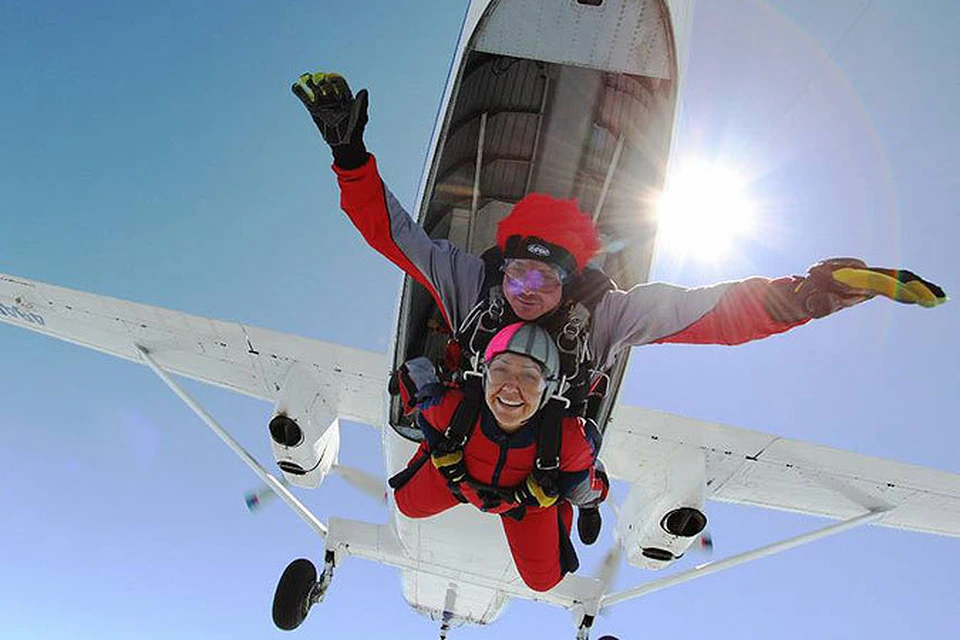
[1,1,957,638]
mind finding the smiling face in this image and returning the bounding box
[501,259,564,321]
[483,352,547,432]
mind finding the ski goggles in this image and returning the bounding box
[502,259,566,294]
[484,356,548,394]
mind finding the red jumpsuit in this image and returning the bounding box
[393,389,607,592]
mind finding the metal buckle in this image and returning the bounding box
[549,393,571,410]
[536,457,560,471]
[548,377,571,409]
[441,428,468,449]
[464,353,484,380]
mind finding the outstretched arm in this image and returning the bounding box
[334,157,484,330]
[293,72,484,331]
[590,258,891,368]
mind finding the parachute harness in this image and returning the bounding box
[460,286,506,379]
[392,258,614,517]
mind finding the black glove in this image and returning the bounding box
[431,448,467,485]
[292,71,370,169]
[474,486,507,512]
[513,474,558,508]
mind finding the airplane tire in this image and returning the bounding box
[597,636,620,640]
[272,558,318,630]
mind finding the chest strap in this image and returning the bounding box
[532,395,565,498]
[439,375,483,451]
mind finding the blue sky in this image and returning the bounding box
[1,1,957,638]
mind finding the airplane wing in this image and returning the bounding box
[601,404,960,537]
[0,273,388,427]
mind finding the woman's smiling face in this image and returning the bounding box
[483,352,546,432]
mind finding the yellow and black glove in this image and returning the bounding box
[829,265,946,308]
[292,71,369,169]
[431,448,467,485]
[768,258,946,322]
[513,474,558,508]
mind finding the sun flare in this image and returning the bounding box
[655,160,756,262]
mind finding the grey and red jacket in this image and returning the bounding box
[334,155,811,367]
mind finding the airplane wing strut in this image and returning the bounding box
[594,507,889,615]
[137,345,330,539]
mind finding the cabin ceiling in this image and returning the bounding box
[424,51,674,290]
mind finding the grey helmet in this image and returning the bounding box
[483,322,561,403]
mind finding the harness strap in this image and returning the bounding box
[441,376,483,449]
[533,396,565,494]
[457,287,507,374]
[456,262,613,417]
[387,448,430,490]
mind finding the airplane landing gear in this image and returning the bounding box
[272,550,336,630]
[575,614,619,640]
[575,615,594,640]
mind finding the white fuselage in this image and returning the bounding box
[382,0,693,626]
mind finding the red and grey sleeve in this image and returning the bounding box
[590,277,811,369]
[654,276,811,345]
[334,155,485,331]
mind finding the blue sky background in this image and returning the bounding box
[1,1,957,638]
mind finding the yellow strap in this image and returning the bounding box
[527,476,557,507]
[432,451,462,468]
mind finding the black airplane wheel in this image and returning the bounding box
[272,558,318,631]
[597,636,620,640]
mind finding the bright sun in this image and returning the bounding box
[655,160,757,262]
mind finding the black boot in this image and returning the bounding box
[577,506,601,545]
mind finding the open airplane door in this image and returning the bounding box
[389,0,693,444]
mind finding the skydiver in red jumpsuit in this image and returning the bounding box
[392,322,608,592]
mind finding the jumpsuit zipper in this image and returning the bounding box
[490,442,510,487]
